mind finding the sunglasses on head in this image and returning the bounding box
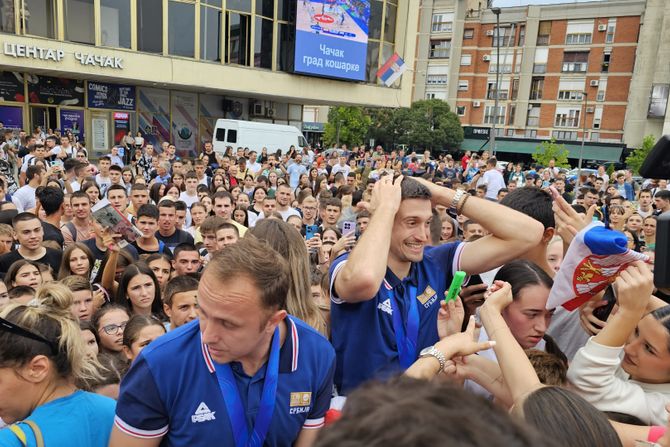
[0,316,58,355]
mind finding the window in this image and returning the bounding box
[227,0,250,12]
[425,91,446,100]
[256,0,273,17]
[460,54,472,66]
[648,84,670,118]
[552,130,578,140]
[138,0,163,53]
[457,106,466,116]
[525,129,537,138]
[590,132,600,141]
[527,104,541,127]
[492,27,512,47]
[602,51,611,72]
[562,51,589,72]
[64,0,94,44]
[431,13,452,33]
[101,0,131,48]
[226,11,251,65]
[555,109,581,128]
[254,17,273,69]
[277,22,291,71]
[592,119,601,130]
[463,28,474,39]
[529,77,544,100]
[596,79,607,102]
[200,5,222,61]
[566,33,592,45]
[518,25,525,46]
[533,47,548,74]
[487,80,509,100]
[215,128,225,141]
[21,0,60,37]
[458,80,469,91]
[537,21,551,46]
[169,1,195,57]
[506,128,514,136]
[0,1,15,33]
[605,19,616,43]
[511,78,519,100]
[508,104,516,125]
[227,129,237,143]
[384,2,396,43]
[426,93,436,99]
[484,105,505,125]
[426,74,447,85]
[489,63,512,74]
[430,40,450,58]
[558,90,584,100]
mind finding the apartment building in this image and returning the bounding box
[414,0,646,162]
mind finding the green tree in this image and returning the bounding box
[365,107,411,150]
[625,134,656,175]
[532,138,570,167]
[399,99,464,151]
[324,107,372,148]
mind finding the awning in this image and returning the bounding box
[461,138,624,162]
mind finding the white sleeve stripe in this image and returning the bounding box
[453,241,465,274]
[303,417,325,429]
[329,261,347,305]
[114,415,169,439]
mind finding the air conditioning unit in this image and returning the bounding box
[593,119,601,129]
[266,108,276,118]
[473,101,481,107]
[251,102,263,116]
[586,106,595,113]
[590,80,599,87]
[598,24,607,31]
[486,30,494,36]
[483,55,491,62]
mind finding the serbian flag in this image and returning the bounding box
[377,53,407,87]
[547,222,649,311]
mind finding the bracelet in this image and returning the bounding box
[450,189,466,212]
[456,193,471,215]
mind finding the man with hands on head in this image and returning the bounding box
[329,174,544,394]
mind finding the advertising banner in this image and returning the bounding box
[113,112,130,145]
[138,87,170,148]
[27,75,84,106]
[171,91,198,158]
[0,105,23,130]
[0,72,25,102]
[294,0,369,81]
[91,118,109,153]
[88,82,136,111]
[59,109,85,140]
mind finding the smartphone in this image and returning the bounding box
[305,224,318,240]
[593,285,617,323]
[52,159,63,167]
[341,221,356,237]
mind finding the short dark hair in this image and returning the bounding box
[200,216,227,234]
[107,184,127,197]
[130,184,148,194]
[70,191,91,204]
[98,155,111,163]
[316,377,553,447]
[217,222,239,237]
[137,204,159,221]
[173,243,198,259]
[400,177,431,201]
[12,212,40,228]
[109,165,123,173]
[212,191,233,205]
[174,200,187,212]
[158,199,176,210]
[656,190,670,201]
[500,187,555,230]
[205,237,289,311]
[35,186,64,216]
[163,275,199,307]
[325,197,342,209]
[26,165,43,181]
[639,188,652,197]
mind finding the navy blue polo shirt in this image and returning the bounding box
[114,317,335,446]
[329,241,464,394]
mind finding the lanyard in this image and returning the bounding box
[215,326,281,447]
[386,284,419,369]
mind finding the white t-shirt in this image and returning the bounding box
[12,184,37,212]
[331,164,351,177]
[482,169,506,200]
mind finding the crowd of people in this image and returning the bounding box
[0,125,668,446]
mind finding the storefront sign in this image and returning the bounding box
[60,109,85,139]
[3,43,123,69]
[27,75,84,106]
[92,118,108,152]
[88,82,136,111]
[0,72,25,102]
[302,122,325,132]
[113,112,130,145]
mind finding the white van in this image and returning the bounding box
[213,119,308,155]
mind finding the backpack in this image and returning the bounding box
[8,420,44,447]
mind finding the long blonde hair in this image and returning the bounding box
[0,282,102,383]
[248,219,328,336]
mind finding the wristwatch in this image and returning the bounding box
[419,346,447,373]
[450,189,467,213]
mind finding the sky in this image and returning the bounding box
[493,0,604,6]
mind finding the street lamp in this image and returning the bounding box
[490,6,501,156]
[576,92,588,188]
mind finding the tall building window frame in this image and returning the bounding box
[18,0,57,38]
[430,39,450,59]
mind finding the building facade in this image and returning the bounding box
[414,0,647,162]
[0,0,417,158]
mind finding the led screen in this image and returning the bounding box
[294,0,370,81]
